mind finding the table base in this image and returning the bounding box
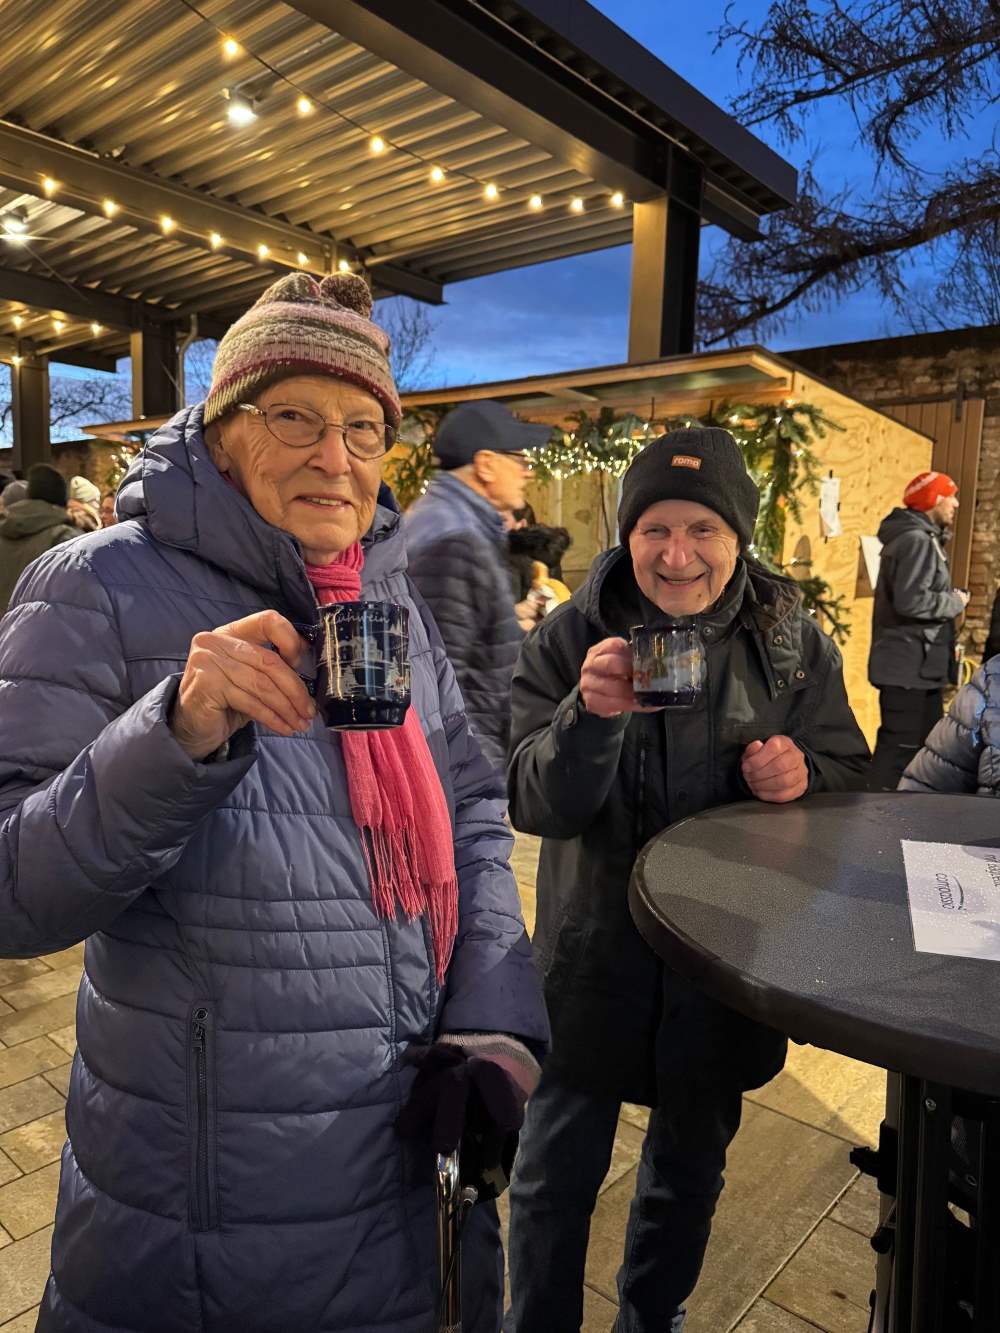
[855,1073,1000,1332]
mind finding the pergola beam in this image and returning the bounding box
[0,121,443,305]
[0,267,229,340]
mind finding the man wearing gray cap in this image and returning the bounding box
[504,428,869,1332]
[405,400,551,772]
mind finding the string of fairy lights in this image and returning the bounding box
[0,2,629,365]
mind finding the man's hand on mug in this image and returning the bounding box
[170,610,315,761]
[741,735,809,803]
[579,637,661,718]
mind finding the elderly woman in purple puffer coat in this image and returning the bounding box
[0,272,548,1333]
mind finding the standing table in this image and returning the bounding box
[629,792,1000,1333]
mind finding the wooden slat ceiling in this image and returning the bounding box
[0,0,641,361]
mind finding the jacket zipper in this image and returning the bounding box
[635,731,648,848]
[191,1006,213,1230]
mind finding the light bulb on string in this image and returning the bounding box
[160,214,176,235]
[528,194,543,211]
[484,182,499,201]
[296,251,309,267]
[430,166,445,184]
[570,196,584,213]
[11,354,22,366]
[222,36,240,58]
[52,318,64,333]
[257,242,269,259]
[41,177,58,197]
[209,231,223,249]
[91,322,103,336]
[296,96,313,117]
[2,211,29,237]
[611,191,625,208]
[338,258,352,273]
[12,315,22,329]
[370,135,385,155]
[226,92,257,127]
[102,198,118,217]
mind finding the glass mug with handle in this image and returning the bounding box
[630,621,706,709]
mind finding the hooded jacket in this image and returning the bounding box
[869,507,965,689]
[508,547,870,1105]
[0,497,78,608]
[405,473,523,772]
[0,404,548,1333]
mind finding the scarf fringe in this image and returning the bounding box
[308,546,459,986]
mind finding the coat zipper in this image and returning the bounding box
[191,1006,213,1230]
[634,731,649,848]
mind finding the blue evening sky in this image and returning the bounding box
[414,0,981,387]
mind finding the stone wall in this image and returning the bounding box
[791,327,1000,660]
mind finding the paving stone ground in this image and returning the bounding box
[0,841,883,1331]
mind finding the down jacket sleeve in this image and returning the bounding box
[887,532,966,622]
[507,606,629,840]
[421,603,549,1056]
[0,546,256,958]
[899,668,988,794]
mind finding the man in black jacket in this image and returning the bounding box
[868,471,968,791]
[504,429,869,1333]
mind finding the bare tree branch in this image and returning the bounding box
[704,1,1000,343]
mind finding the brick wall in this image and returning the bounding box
[791,328,1000,658]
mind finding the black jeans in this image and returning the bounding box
[870,685,943,791]
[503,1069,743,1333]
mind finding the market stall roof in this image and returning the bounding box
[82,347,803,440]
[0,0,795,371]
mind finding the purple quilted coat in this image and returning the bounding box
[0,404,548,1333]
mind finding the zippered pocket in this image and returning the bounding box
[188,1003,218,1231]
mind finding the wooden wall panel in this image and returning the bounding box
[782,371,932,744]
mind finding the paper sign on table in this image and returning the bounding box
[902,839,1000,960]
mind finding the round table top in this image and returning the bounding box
[629,792,1000,1097]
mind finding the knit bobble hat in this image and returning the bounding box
[203,271,401,428]
[617,427,760,549]
[903,471,958,512]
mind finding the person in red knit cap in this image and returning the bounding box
[868,469,968,789]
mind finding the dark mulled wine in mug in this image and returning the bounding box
[315,601,411,730]
[630,622,706,708]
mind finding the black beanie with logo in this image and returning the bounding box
[616,427,759,549]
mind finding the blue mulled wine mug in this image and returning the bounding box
[630,622,706,709]
[312,601,411,730]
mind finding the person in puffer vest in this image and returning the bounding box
[0,272,548,1333]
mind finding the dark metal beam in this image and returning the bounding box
[0,266,230,340]
[11,356,50,471]
[130,323,181,420]
[286,0,665,203]
[0,121,443,306]
[628,155,703,361]
[287,0,796,233]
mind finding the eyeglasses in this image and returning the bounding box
[237,403,396,460]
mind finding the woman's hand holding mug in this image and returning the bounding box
[170,610,315,760]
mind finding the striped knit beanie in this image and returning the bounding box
[903,470,957,512]
[203,271,401,428]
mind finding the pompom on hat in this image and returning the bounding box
[203,271,401,428]
[903,471,958,512]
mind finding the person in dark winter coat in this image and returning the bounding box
[503,428,870,1333]
[0,273,548,1333]
[0,464,78,608]
[899,654,1000,794]
[868,471,968,790]
[405,400,551,772]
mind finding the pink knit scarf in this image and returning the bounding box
[305,544,458,982]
